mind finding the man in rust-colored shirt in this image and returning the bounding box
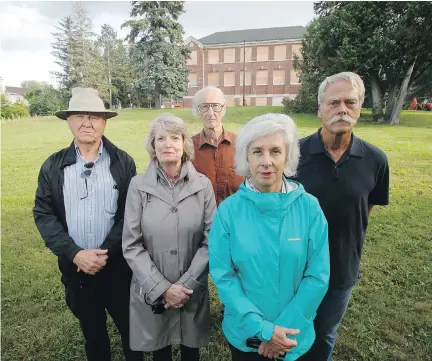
[191,86,243,206]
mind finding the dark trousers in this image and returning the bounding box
[301,286,354,361]
[153,345,199,361]
[229,343,309,361]
[61,258,142,361]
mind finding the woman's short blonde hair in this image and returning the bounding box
[235,113,299,177]
[145,113,194,161]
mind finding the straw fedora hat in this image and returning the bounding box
[55,87,118,120]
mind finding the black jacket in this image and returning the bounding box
[33,136,136,277]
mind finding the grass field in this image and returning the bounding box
[2,107,432,361]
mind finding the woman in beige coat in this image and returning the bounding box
[122,113,216,361]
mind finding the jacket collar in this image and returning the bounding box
[238,181,305,215]
[138,160,205,205]
[60,136,118,169]
[197,128,234,148]
[307,128,364,158]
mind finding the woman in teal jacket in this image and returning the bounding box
[209,113,330,361]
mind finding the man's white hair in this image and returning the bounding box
[192,86,226,117]
[318,72,365,106]
[235,113,299,177]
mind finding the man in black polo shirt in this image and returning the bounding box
[296,72,389,361]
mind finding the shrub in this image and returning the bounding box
[2,101,30,119]
[282,88,317,114]
[1,94,9,118]
[27,87,66,116]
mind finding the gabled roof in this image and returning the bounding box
[184,36,204,48]
[198,26,306,45]
[5,86,30,96]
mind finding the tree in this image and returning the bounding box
[21,80,66,116]
[71,2,108,98]
[123,1,191,108]
[51,2,107,99]
[51,15,77,91]
[21,80,51,90]
[289,1,432,124]
[97,24,136,108]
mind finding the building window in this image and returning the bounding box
[290,69,300,84]
[256,97,268,106]
[188,73,197,87]
[292,44,302,59]
[274,45,286,61]
[187,51,197,65]
[208,72,219,86]
[256,70,268,85]
[240,71,251,86]
[257,46,269,61]
[224,72,235,87]
[239,47,252,63]
[273,70,285,85]
[224,48,235,63]
[208,49,219,64]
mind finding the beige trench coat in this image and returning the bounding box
[122,160,216,351]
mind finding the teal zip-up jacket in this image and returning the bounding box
[209,182,329,360]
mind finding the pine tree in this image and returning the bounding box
[51,16,77,91]
[97,24,136,108]
[51,2,108,101]
[123,1,191,108]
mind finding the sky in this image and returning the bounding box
[0,0,315,88]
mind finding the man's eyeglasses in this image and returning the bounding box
[80,162,94,200]
[197,103,225,113]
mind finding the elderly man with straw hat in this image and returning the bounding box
[33,88,142,361]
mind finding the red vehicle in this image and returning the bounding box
[423,100,432,111]
[409,97,432,111]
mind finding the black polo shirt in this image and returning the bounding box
[294,128,389,289]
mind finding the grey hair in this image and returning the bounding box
[192,86,226,117]
[235,113,300,177]
[145,113,194,161]
[318,72,365,106]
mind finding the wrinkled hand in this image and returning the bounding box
[269,326,299,353]
[73,249,108,275]
[162,285,193,309]
[258,342,285,359]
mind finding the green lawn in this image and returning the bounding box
[2,107,431,361]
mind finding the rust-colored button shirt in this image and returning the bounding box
[192,130,244,206]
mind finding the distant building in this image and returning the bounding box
[4,86,30,106]
[183,26,305,107]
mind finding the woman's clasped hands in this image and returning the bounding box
[162,284,193,309]
[258,326,300,359]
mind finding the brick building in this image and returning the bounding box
[183,26,305,107]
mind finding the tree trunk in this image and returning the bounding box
[154,94,161,109]
[389,60,416,125]
[385,84,399,121]
[370,74,384,121]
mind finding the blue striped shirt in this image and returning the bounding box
[63,141,118,249]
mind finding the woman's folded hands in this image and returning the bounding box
[258,326,300,359]
[162,284,193,309]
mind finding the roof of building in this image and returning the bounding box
[198,26,306,45]
[5,86,30,96]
